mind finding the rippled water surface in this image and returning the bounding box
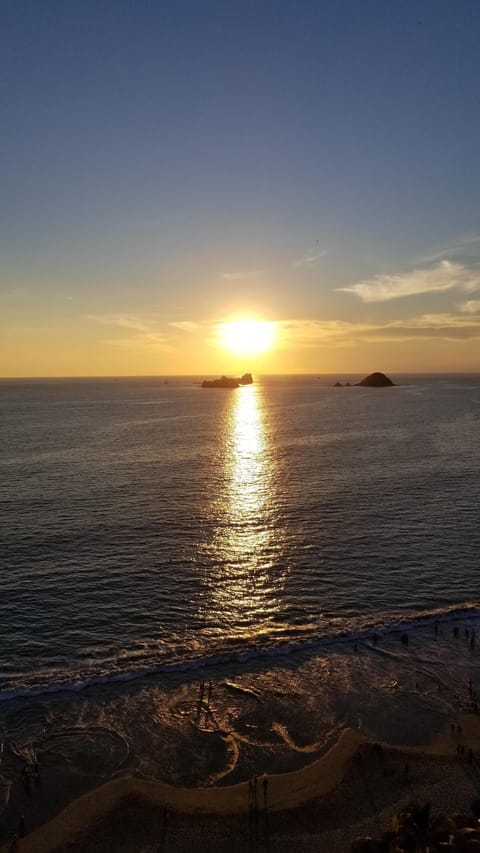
[1,374,480,832]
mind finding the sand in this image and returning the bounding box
[4,716,480,853]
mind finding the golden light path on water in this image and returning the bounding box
[201,383,287,639]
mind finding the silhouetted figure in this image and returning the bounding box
[434,621,438,636]
[469,679,473,694]
[195,681,205,725]
[158,805,169,851]
[457,724,462,736]
[401,633,409,647]
[353,641,358,653]
[451,723,455,735]
[263,775,269,851]
[372,633,378,646]
[469,748,474,764]
[21,765,31,797]
[454,626,459,638]
[253,777,258,846]
[248,780,254,852]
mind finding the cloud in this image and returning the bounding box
[293,250,328,267]
[220,270,265,281]
[169,321,199,331]
[416,234,480,265]
[276,311,480,348]
[85,312,177,352]
[84,313,149,331]
[338,260,480,303]
[0,288,73,302]
[458,300,480,314]
[365,313,480,341]
[101,332,176,352]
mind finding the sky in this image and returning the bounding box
[2,0,480,376]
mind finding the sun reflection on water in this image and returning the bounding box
[200,384,286,637]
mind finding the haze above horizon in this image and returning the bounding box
[2,0,480,377]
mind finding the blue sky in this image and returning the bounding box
[2,0,480,375]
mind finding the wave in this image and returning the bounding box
[1,600,479,704]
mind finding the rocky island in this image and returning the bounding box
[202,373,253,389]
[356,371,395,387]
[333,372,395,387]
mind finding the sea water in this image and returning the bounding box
[1,374,480,834]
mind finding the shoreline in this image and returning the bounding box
[5,715,480,853]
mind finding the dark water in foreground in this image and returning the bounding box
[1,374,480,836]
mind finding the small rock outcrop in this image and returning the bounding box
[356,372,394,387]
[238,373,253,385]
[202,373,253,389]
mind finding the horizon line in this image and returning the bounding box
[2,371,480,381]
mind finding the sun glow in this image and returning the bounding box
[219,319,275,354]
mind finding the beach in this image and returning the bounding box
[4,715,480,852]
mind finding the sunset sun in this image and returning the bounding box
[219,319,276,354]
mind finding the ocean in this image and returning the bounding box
[1,374,480,835]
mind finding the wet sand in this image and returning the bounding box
[4,715,480,853]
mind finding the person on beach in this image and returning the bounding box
[21,765,31,797]
[195,681,205,725]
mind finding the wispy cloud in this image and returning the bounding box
[416,234,480,265]
[84,312,177,352]
[101,332,176,352]
[169,321,199,331]
[293,249,328,267]
[276,312,480,348]
[83,313,149,331]
[367,313,480,341]
[220,270,265,281]
[338,260,480,303]
[458,300,480,314]
[0,288,73,302]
